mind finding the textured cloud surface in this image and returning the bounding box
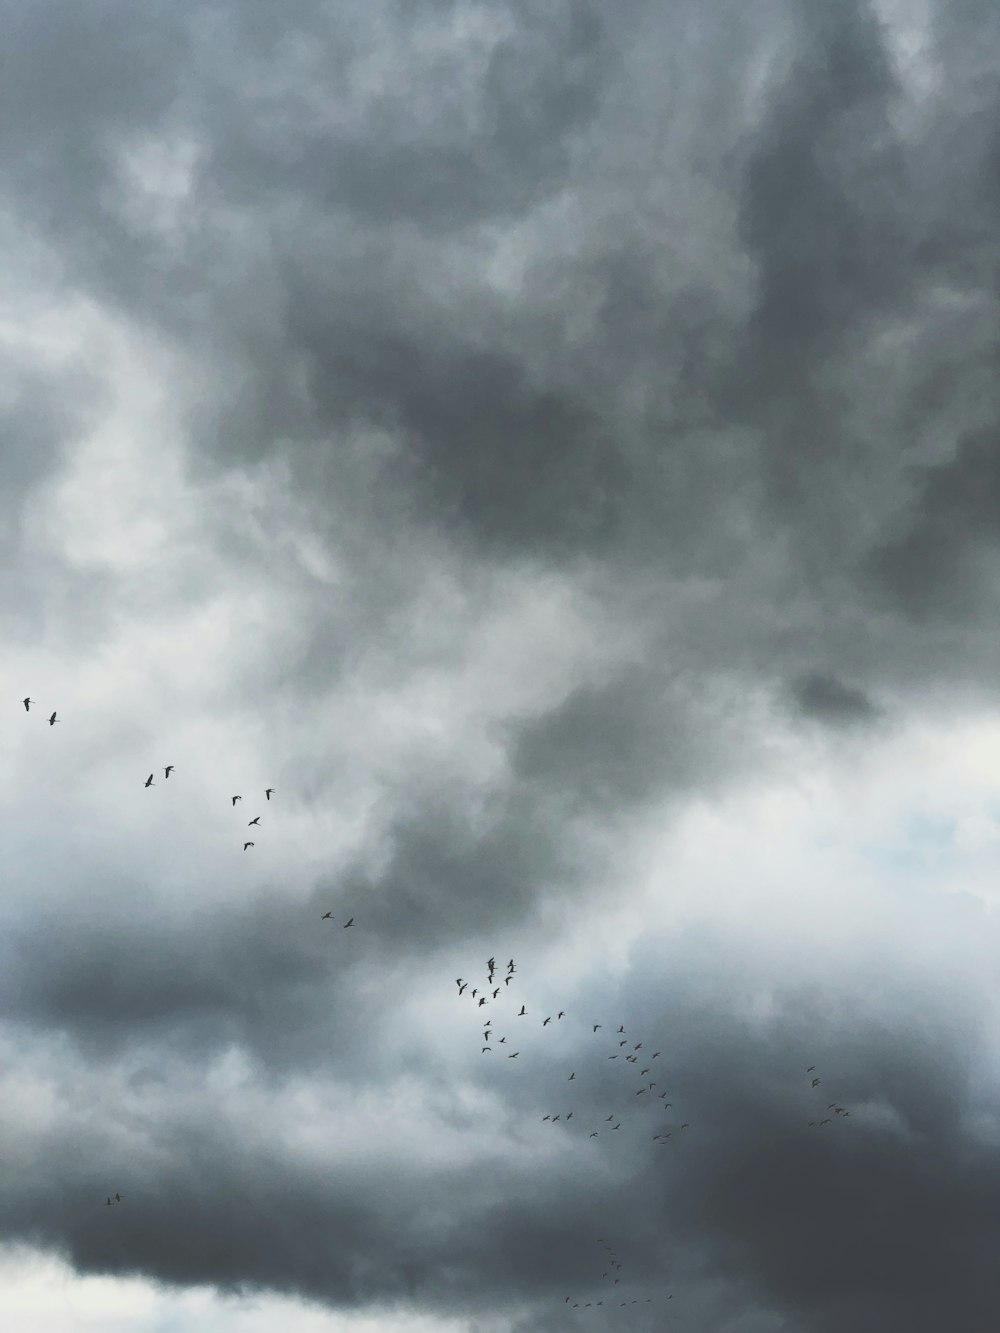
[3,2,1000,1330]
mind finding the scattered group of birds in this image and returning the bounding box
[26,698,359,1218]
[25,695,856,1319]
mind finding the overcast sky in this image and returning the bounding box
[3,1,1000,1329]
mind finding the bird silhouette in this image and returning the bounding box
[518,1005,526,1016]
[243,841,254,851]
[265,788,274,800]
[543,1017,552,1026]
[558,1011,565,1019]
[248,816,261,826]
[478,996,486,1007]
[232,796,241,806]
[144,773,155,787]
[164,765,174,778]
[22,697,32,711]
[48,711,58,725]
[617,1025,625,1034]
[321,912,332,919]
[343,918,354,928]
[115,1192,123,1203]
[508,1051,519,1058]
[811,1078,821,1087]
[568,1072,576,1081]
[482,1047,491,1053]
[590,1131,598,1138]
[593,1024,602,1032]
[806,1065,816,1072]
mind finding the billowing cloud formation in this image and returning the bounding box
[3,1,1000,1329]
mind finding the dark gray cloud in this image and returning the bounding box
[791,670,880,725]
[3,0,1000,1328]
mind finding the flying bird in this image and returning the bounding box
[568,1072,576,1081]
[144,773,154,787]
[22,698,32,711]
[164,765,175,778]
[458,983,468,995]
[508,1052,519,1058]
[806,1066,816,1072]
[590,1131,598,1138]
[482,1047,491,1053]
[518,1005,526,1016]
[478,997,486,1007]
[593,1024,602,1032]
[48,711,58,725]
[811,1078,821,1087]
[492,987,500,998]
[543,1017,552,1026]
[504,975,514,985]
[606,1115,614,1121]
[243,841,254,851]
[558,1011,565,1019]
[617,1025,625,1034]
[248,816,261,825]
[343,918,354,928]
[265,788,274,799]
[232,795,241,806]
[321,912,332,920]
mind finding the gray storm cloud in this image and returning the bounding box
[2,1,1000,1329]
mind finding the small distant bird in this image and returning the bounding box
[48,711,58,725]
[608,1055,618,1060]
[593,1024,602,1032]
[164,765,175,778]
[478,997,486,1007]
[321,912,332,920]
[590,1131,598,1138]
[634,1042,642,1050]
[806,1065,816,1072]
[652,1052,661,1058]
[248,816,261,826]
[265,788,274,800]
[641,1068,650,1076]
[22,698,32,711]
[636,1088,646,1096]
[507,959,515,971]
[343,918,354,928]
[458,983,468,995]
[505,975,514,985]
[518,1005,526,1016]
[552,1115,561,1122]
[620,1040,627,1047]
[680,1122,689,1129]
[566,1112,573,1120]
[482,1047,491,1053]
[558,1011,565,1019]
[105,1197,113,1207]
[492,987,500,998]
[232,796,241,806]
[144,774,154,788]
[243,841,254,851]
[811,1078,821,1087]
[115,1193,123,1203]
[508,1051,519,1058]
[568,1072,576,1081]
[617,1025,625,1034]
[543,1017,552,1026]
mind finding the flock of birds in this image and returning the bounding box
[24,695,854,1321]
[22,696,360,1212]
